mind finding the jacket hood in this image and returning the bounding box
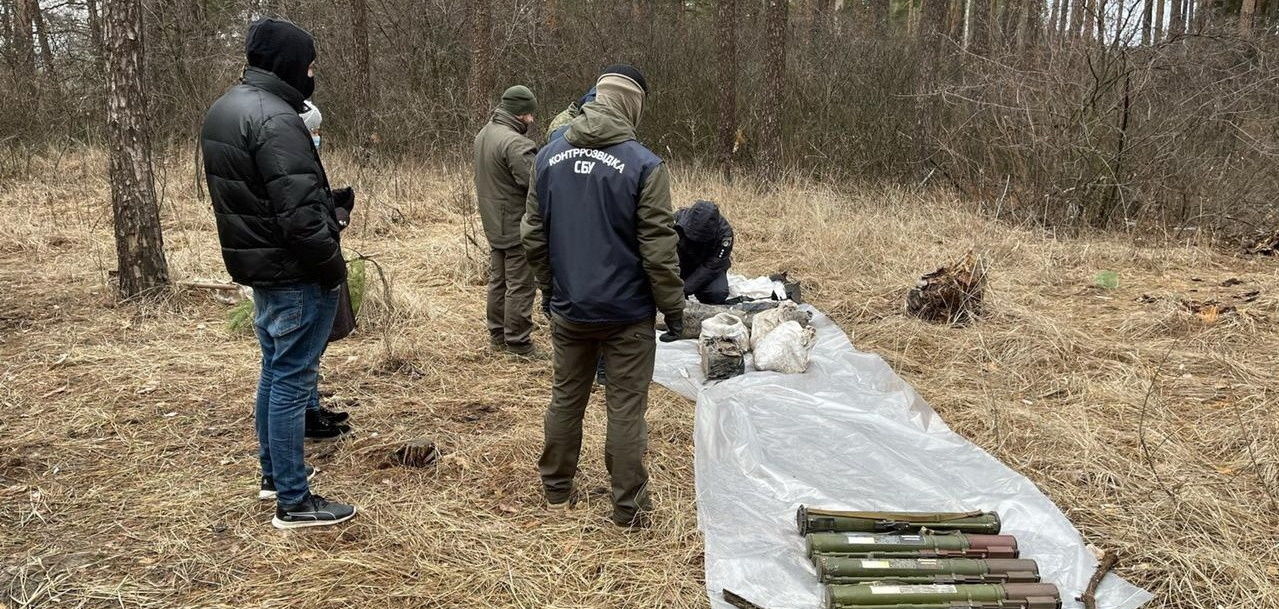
[245,18,316,100]
[564,102,635,149]
[675,200,724,242]
[491,107,529,135]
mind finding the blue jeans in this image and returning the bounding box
[253,283,339,506]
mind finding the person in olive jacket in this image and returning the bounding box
[474,86,539,356]
[200,18,355,529]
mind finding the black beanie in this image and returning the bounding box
[599,64,648,93]
[245,18,317,99]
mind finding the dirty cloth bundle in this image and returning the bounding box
[652,307,1153,609]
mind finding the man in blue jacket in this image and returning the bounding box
[522,65,684,528]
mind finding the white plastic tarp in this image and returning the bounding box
[652,307,1154,609]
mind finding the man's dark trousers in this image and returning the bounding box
[253,283,339,505]
[487,246,536,347]
[691,272,730,305]
[540,316,655,524]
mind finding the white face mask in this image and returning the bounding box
[311,135,322,150]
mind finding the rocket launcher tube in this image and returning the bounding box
[824,583,1061,609]
[816,557,1041,584]
[806,533,1020,559]
[797,506,1002,535]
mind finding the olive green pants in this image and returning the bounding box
[539,316,655,524]
[486,247,535,347]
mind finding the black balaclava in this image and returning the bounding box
[245,18,317,99]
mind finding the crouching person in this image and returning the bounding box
[675,200,734,304]
[522,65,684,528]
[201,18,356,529]
[475,86,540,356]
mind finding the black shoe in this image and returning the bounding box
[272,494,357,529]
[613,511,652,530]
[259,465,317,500]
[305,410,350,440]
[316,405,349,424]
[503,342,546,359]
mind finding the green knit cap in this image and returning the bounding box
[499,85,537,116]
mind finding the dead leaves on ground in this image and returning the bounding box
[1137,278,1265,325]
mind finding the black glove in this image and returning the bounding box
[317,252,348,291]
[335,207,351,230]
[659,312,684,342]
[332,186,356,212]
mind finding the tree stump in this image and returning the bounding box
[905,250,989,325]
[1244,229,1279,256]
[392,439,439,468]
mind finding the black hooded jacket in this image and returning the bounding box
[675,200,733,295]
[200,20,344,288]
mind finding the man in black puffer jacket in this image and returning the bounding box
[201,18,356,530]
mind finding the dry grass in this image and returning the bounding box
[2,149,1277,608]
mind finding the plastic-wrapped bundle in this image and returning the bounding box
[667,300,782,340]
[699,313,749,380]
[754,320,817,373]
[750,301,813,350]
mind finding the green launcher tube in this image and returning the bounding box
[797,507,1002,535]
[816,557,1041,585]
[824,583,1062,609]
[806,533,1019,559]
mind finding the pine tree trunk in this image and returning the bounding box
[87,0,107,73]
[543,0,557,30]
[1194,0,1210,30]
[962,0,973,49]
[922,0,950,43]
[716,0,738,181]
[1021,0,1041,47]
[630,0,653,64]
[809,0,831,47]
[1141,0,1153,43]
[1240,0,1257,35]
[1080,0,1095,39]
[970,0,990,49]
[14,0,36,86]
[760,0,787,181]
[104,0,169,299]
[350,0,374,130]
[1169,0,1184,35]
[872,0,890,30]
[1,2,9,48]
[467,0,494,126]
[1070,0,1086,36]
[32,1,57,86]
[1154,0,1165,40]
[947,0,964,42]
[1095,0,1106,42]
